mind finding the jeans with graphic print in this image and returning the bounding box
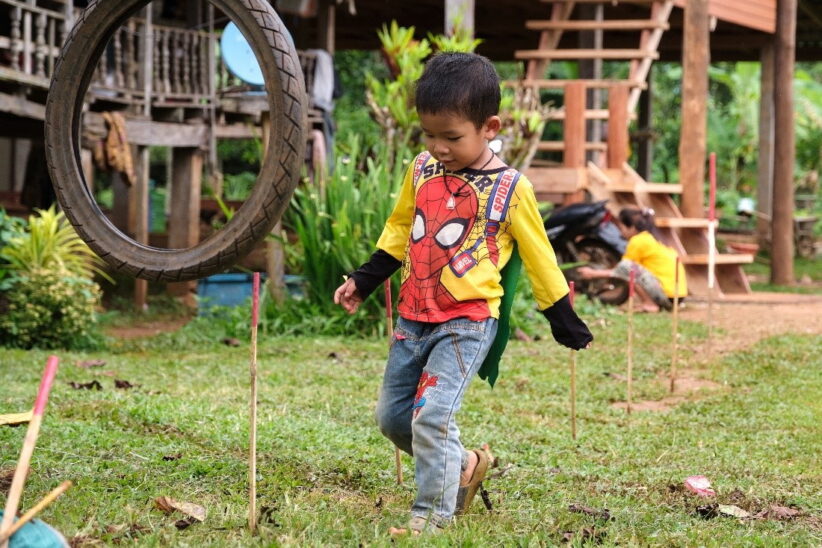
[375,316,498,526]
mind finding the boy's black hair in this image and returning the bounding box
[415,52,500,128]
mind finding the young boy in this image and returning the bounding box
[334,52,592,534]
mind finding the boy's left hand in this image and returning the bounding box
[334,278,363,314]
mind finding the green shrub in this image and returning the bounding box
[0,268,103,350]
[0,209,25,290]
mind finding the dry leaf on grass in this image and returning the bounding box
[754,504,801,520]
[76,360,106,369]
[162,453,182,462]
[1,467,28,493]
[221,337,241,347]
[114,379,139,390]
[718,504,751,519]
[154,496,206,522]
[69,535,104,547]
[69,380,102,391]
[684,475,716,497]
[568,503,612,521]
[0,411,32,427]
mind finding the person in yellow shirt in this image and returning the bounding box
[578,208,687,312]
[333,52,592,535]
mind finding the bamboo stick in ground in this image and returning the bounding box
[707,152,717,362]
[384,280,403,485]
[249,273,260,534]
[0,356,60,548]
[568,281,577,440]
[670,257,681,393]
[627,269,635,415]
[0,481,72,544]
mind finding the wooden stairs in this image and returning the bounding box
[511,0,754,297]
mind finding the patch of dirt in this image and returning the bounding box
[105,317,191,340]
[678,293,822,356]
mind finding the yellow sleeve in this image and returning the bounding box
[375,155,418,260]
[509,177,569,310]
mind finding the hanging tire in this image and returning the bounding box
[45,0,306,281]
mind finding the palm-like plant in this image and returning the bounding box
[0,205,112,282]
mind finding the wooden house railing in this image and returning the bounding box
[89,19,215,107]
[0,0,71,85]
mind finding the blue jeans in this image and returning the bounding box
[375,316,498,526]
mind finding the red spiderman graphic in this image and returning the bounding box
[401,176,488,320]
[413,372,439,418]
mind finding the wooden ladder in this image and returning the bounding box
[586,162,755,297]
[511,0,674,164]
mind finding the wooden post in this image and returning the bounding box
[168,148,203,306]
[756,42,775,249]
[579,4,603,164]
[261,111,285,302]
[134,5,154,311]
[771,0,797,285]
[317,0,336,53]
[445,0,474,36]
[679,0,709,218]
[637,67,654,180]
[563,82,586,205]
[607,85,629,169]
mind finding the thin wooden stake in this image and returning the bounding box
[627,269,635,415]
[249,273,260,534]
[707,152,717,362]
[0,481,72,544]
[670,257,681,393]
[0,356,59,548]
[568,282,577,440]
[384,280,403,485]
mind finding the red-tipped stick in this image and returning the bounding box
[385,280,403,485]
[568,281,577,440]
[670,257,681,393]
[707,153,717,362]
[249,273,260,534]
[627,269,635,415]
[0,356,60,548]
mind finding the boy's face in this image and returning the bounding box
[419,111,501,172]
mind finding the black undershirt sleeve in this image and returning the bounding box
[348,249,403,300]
[541,294,594,350]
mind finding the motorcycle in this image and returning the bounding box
[545,200,629,306]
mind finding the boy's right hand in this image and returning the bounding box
[334,278,363,314]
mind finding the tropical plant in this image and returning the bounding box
[498,85,554,170]
[282,133,414,327]
[0,267,103,350]
[0,209,25,290]
[0,205,112,282]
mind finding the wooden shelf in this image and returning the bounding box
[505,78,647,90]
[526,19,669,31]
[655,217,712,228]
[682,254,755,265]
[515,49,659,61]
[537,141,608,152]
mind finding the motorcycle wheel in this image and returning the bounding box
[574,238,629,306]
[45,0,306,281]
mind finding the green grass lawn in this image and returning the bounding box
[1,313,820,546]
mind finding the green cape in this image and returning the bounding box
[478,245,522,387]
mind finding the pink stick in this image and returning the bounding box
[251,272,260,328]
[33,355,59,416]
[709,152,717,221]
[569,281,575,308]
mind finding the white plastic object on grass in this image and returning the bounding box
[684,475,716,497]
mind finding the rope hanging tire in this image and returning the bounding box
[45,0,306,282]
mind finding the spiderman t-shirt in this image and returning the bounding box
[375,152,569,324]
